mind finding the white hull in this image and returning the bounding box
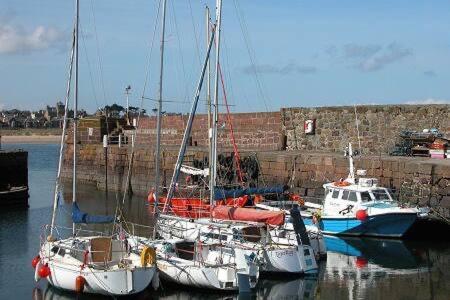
[271,224,327,260]
[157,259,256,290]
[38,238,156,296]
[43,260,155,295]
[157,217,318,274]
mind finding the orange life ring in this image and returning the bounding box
[333,180,351,187]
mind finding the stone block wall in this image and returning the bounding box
[281,104,450,154]
[62,144,450,217]
[67,117,126,144]
[133,111,282,151]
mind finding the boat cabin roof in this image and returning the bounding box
[323,178,384,193]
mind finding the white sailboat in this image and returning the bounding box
[157,214,318,274]
[129,0,259,292]
[146,0,318,276]
[33,1,156,295]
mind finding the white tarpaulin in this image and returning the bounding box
[180,165,209,177]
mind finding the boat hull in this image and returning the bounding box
[157,259,256,291]
[39,260,156,296]
[302,213,418,238]
[263,246,318,274]
[157,217,317,274]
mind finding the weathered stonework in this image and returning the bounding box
[62,144,450,217]
[64,104,450,216]
[281,104,449,154]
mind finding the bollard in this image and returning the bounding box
[118,134,122,148]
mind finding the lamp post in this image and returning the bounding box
[125,85,131,125]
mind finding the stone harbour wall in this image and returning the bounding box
[62,144,450,217]
[281,104,450,154]
[132,112,282,151]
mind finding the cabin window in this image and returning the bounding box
[332,190,340,199]
[241,227,262,243]
[372,189,390,201]
[360,192,372,202]
[342,190,350,200]
[348,192,358,202]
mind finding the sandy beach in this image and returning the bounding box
[1,135,60,144]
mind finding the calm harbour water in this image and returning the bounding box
[0,143,449,299]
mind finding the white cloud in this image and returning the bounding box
[405,98,450,105]
[357,43,412,72]
[423,70,436,77]
[343,44,382,59]
[325,42,413,72]
[0,22,65,55]
[243,62,317,75]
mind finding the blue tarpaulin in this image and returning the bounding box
[213,186,284,200]
[72,202,115,224]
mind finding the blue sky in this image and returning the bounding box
[0,0,449,113]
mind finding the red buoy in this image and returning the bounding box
[356,256,368,268]
[356,209,368,221]
[75,275,86,293]
[32,255,41,269]
[38,264,51,278]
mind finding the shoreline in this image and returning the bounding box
[1,135,60,144]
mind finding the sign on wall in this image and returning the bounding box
[304,119,315,135]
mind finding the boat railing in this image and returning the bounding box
[121,221,154,238]
[40,225,136,270]
[41,224,111,241]
[156,220,292,250]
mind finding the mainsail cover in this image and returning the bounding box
[212,206,285,226]
[213,186,284,200]
[72,202,114,224]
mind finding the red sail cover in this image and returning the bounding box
[211,206,285,226]
[148,195,250,219]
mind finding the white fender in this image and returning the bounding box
[34,260,42,282]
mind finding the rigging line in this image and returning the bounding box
[169,0,190,114]
[141,0,162,99]
[141,96,236,106]
[221,30,242,110]
[79,24,100,109]
[89,0,108,106]
[232,0,270,112]
[188,0,202,67]
[218,62,244,184]
[122,1,163,219]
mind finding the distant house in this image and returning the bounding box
[44,105,57,122]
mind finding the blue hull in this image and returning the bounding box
[303,213,417,238]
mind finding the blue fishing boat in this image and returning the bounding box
[301,143,429,238]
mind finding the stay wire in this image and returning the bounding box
[79,24,100,112]
[232,0,270,112]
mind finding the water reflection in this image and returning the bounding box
[324,236,426,270]
[322,236,450,300]
[34,277,318,300]
[1,144,449,299]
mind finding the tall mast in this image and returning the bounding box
[50,26,76,236]
[154,0,167,216]
[164,25,217,211]
[209,0,223,207]
[206,5,212,188]
[348,143,355,180]
[72,0,79,235]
